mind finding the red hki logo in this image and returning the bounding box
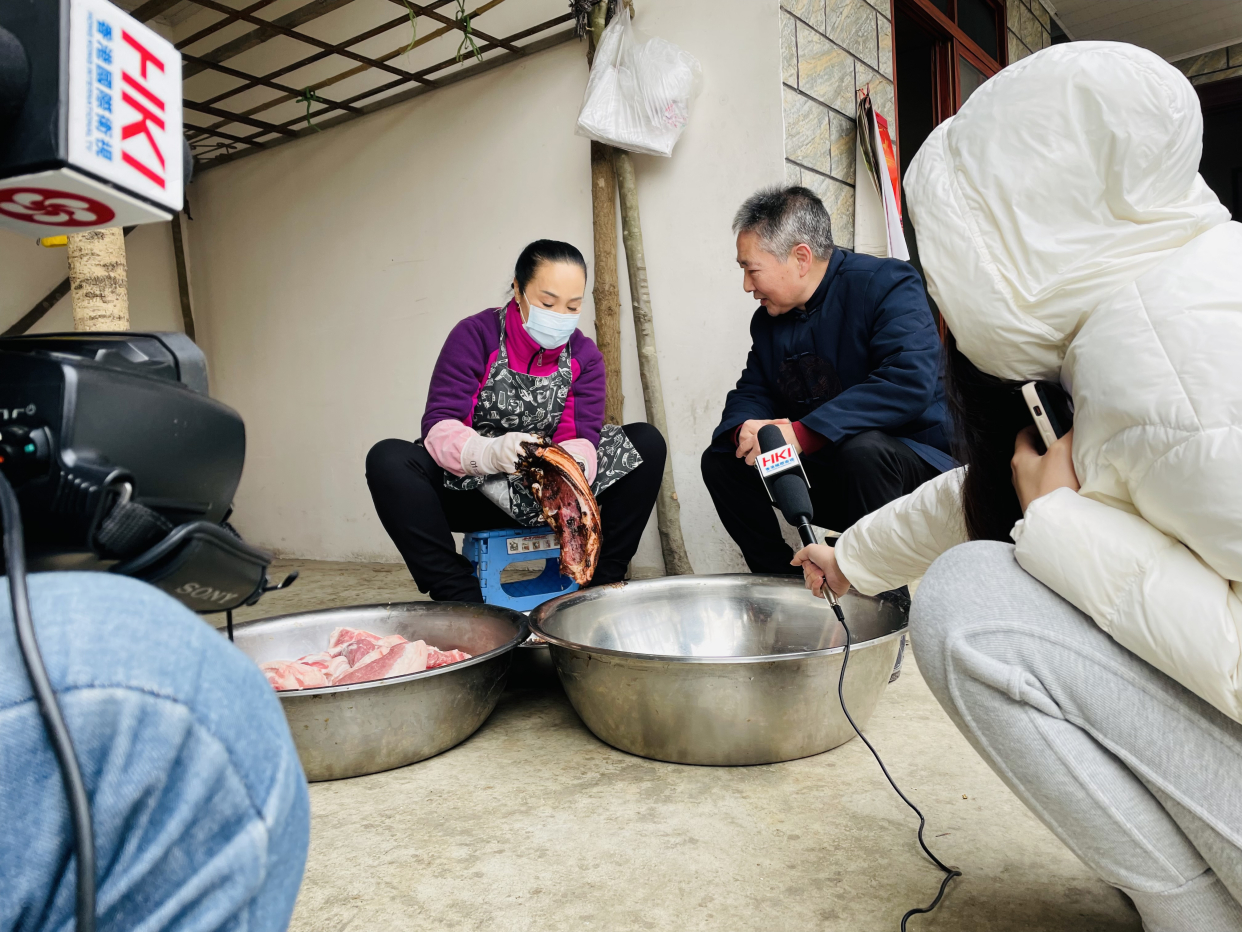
[120,30,169,189]
[757,445,796,475]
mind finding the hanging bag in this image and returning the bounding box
[575,7,703,158]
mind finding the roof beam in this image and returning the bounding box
[186,0,439,87]
[193,14,573,158]
[132,0,186,22]
[189,125,274,150]
[181,0,360,79]
[195,11,410,108]
[183,0,481,142]
[175,0,283,51]
[329,11,571,112]
[382,0,520,54]
[183,98,300,136]
[181,52,364,116]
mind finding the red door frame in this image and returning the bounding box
[890,0,1007,167]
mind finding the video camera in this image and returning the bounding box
[0,332,280,614]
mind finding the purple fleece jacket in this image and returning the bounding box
[421,301,606,446]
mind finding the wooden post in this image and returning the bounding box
[67,227,129,330]
[588,2,624,425]
[613,150,694,576]
[5,228,135,337]
[170,212,196,341]
[590,148,623,425]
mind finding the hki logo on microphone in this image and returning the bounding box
[757,444,800,478]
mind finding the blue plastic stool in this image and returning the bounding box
[461,527,579,612]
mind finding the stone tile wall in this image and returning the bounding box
[1172,44,1242,86]
[1007,0,1052,64]
[781,0,895,249]
[782,1,1052,250]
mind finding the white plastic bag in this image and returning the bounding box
[575,8,703,158]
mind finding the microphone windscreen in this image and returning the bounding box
[772,470,814,527]
[757,424,786,453]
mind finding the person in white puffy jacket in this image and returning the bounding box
[793,42,1242,930]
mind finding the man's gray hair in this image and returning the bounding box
[732,185,834,260]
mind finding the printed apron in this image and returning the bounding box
[444,307,643,527]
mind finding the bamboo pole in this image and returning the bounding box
[588,3,624,425]
[613,150,694,575]
[67,227,129,330]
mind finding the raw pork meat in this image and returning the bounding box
[428,648,471,668]
[260,627,471,691]
[516,440,602,585]
[260,651,350,691]
[334,638,429,686]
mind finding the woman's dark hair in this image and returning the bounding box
[514,239,588,293]
[943,332,1031,542]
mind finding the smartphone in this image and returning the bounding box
[1021,381,1073,453]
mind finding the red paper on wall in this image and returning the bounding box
[874,111,901,224]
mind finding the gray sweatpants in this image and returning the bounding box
[911,541,1242,932]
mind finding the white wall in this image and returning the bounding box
[180,0,786,572]
[0,221,185,334]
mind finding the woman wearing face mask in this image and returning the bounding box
[794,44,1242,929]
[366,239,665,602]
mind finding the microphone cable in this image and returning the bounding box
[0,470,96,932]
[820,586,960,931]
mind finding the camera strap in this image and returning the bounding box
[91,482,173,559]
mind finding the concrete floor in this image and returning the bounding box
[239,560,1142,932]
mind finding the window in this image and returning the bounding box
[959,56,986,103]
[957,0,999,61]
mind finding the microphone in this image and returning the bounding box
[756,424,817,548]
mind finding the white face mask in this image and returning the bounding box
[522,294,580,349]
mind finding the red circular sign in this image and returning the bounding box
[0,187,116,227]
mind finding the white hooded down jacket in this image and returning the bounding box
[834,42,1242,724]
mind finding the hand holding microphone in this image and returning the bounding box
[756,424,816,546]
[736,418,798,465]
[755,424,851,601]
[791,543,851,598]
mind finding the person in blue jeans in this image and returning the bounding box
[0,572,310,932]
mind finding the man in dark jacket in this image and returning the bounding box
[702,185,953,574]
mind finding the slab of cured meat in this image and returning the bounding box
[260,626,471,691]
[517,440,601,586]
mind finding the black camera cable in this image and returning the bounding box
[820,585,961,930]
[0,470,96,932]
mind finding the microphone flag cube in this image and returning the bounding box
[756,443,801,480]
[754,441,812,507]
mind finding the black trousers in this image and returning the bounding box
[366,423,666,602]
[700,429,941,576]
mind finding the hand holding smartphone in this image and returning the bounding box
[1021,381,1073,453]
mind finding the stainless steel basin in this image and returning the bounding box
[528,575,907,766]
[232,602,526,781]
